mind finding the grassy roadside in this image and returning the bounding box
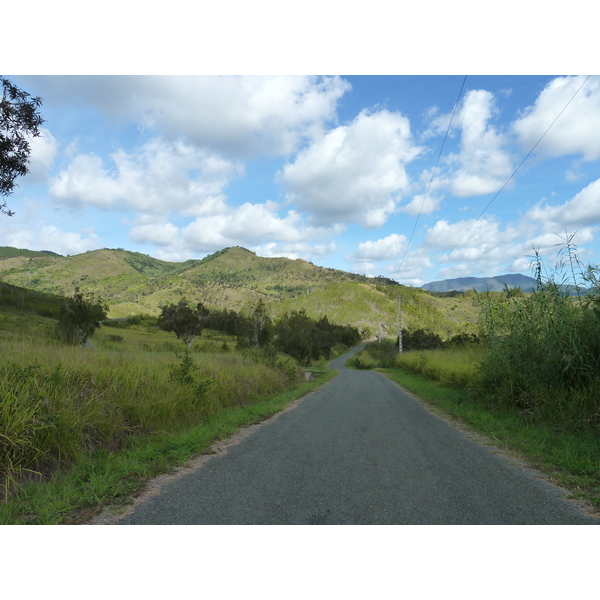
[0,367,337,525]
[376,367,600,513]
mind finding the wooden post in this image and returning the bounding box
[398,296,403,354]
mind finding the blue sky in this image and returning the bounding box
[3,73,600,286]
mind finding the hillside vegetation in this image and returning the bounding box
[0,245,479,339]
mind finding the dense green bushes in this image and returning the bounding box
[271,310,360,363]
[54,288,107,345]
[207,303,360,365]
[477,257,600,430]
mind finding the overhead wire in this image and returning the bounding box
[419,75,591,286]
[397,76,467,272]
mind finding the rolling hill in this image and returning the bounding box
[0,246,480,339]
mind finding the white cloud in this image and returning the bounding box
[444,89,513,197]
[128,222,181,247]
[424,216,520,255]
[349,233,408,262]
[129,201,343,259]
[422,105,451,140]
[35,75,351,159]
[425,89,513,199]
[525,178,600,230]
[25,129,58,183]
[50,138,242,217]
[50,153,122,207]
[422,217,524,276]
[0,223,101,256]
[145,76,351,157]
[512,75,600,161]
[386,251,434,286]
[350,263,378,277]
[400,192,442,216]
[279,109,422,228]
[254,240,337,261]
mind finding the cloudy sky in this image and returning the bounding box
[3,73,600,286]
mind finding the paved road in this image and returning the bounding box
[115,345,597,525]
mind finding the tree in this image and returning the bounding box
[399,328,442,351]
[249,299,272,348]
[1,77,45,216]
[273,309,318,364]
[158,299,209,348]
[55,288,108,345]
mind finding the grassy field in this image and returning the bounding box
[0,369,335,525]
[0,308,339,524]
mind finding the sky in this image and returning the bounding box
[3,73,600,287]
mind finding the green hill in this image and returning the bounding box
[0,246,480,339]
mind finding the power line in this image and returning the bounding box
[419,75,591,286]
[398,76,467,272]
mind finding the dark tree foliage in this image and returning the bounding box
[233,301,273,350]
[55,288,108,345]
[272,309,360,364]
[205,303,360,364]
[205,308,241,336]
[158,299,209,348]
[398,328,443,351]
[273,309,317,363]
[248,299,272,348]
[446,332,480,346]
[1,78,45,216]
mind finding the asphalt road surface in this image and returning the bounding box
[114,345,597,525]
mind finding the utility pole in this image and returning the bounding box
[398,296,403,354]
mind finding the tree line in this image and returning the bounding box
[159,298,361,364]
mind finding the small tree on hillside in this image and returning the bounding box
[158,299,209,348]
[55,287,108,345]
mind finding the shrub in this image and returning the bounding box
[476,242,600,430]
[400,328,443,351]
[158,299,209,348]
[54,288,107,345]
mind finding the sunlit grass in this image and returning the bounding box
[397,347,480,389]
[0,329,301,505]
[0,362,335,525]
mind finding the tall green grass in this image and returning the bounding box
[396,347,480,389]
[477,245,600,431]
[0,336,301,500]
[348,339,480,389]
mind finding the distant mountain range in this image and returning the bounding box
[422,274,538,293]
